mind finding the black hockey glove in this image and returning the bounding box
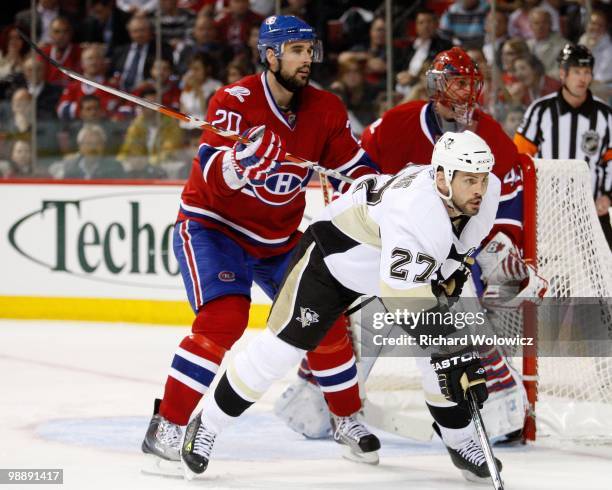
[430,348,488,410]
[431,257,474,304]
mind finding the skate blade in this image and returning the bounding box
[341,446,380,465]
[181,459,208,481]
[461,469,501,485]
[141,455,183,478]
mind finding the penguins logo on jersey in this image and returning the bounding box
[296,307,319,328]
[250,163,312,206]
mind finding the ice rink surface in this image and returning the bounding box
[2,319,611,489]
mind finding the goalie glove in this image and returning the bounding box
[231,125,287,186]
[431,349,488,409]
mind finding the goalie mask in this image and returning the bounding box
[432,130,495,202]
[426,47,483,130]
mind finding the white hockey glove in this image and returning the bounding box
[231,125,286,186]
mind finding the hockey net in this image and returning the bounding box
[363,157,612,443]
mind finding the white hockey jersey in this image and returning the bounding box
[311,165,500,301]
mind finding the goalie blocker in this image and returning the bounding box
[181,132,505,483]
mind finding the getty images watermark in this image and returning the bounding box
[369,309,534,348]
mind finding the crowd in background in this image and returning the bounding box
[0,0,610,180]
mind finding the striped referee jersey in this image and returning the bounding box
[514,90,612,199]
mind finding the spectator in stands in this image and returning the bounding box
[41,17,81,88]
[57,45,118,120]
[338,17,388,89]
[0,85,61,164]
[156,0,195,49]
[215,0,263,55]
[58,124,125,179]
[527,7,567,79]
[225,58,253,84]
[0,26,28,86]
[179,53,222,126]
[0,140,33,178]
[117,87,183,165]
[58,94,123,156]
[467,47,512,116]
[329,60,378,136]
[15,0,75,45]
[175,13,232,76]
[123,154,168,179]
[579,10,612,85]
[135,59,181,110]
[439,0,490,48]
[79,0,131,57]
[180,0,216,15]
[482,9,509,70]
[110,15,173,92]
[0,88,32,157]
[116,0,157,15]
[12,55,62,120]
[501,104,525,138]
[508,0,560,40]
[508,52,561,105]
[500,37,530,84]
[396,9,452,94]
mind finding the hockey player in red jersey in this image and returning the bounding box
[362,47,523,247]
[141,15,381,472]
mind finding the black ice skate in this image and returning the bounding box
[433,422,503,483]
[331,414,381,465]
[141,399,184,476]
[181,410,217,480]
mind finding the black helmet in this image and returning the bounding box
[557,43,594,69]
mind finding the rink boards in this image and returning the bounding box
[0,180,327,325]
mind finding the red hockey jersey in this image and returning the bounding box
[178,73,376,258]
[57,78,119,120]
[361,100,524,246]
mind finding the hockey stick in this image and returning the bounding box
[18,30,353,184]
[467,390,504,490]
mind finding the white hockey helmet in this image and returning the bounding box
[432,130,495,201]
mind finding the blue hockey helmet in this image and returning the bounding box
[257,15,323,64]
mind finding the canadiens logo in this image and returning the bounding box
[224,86,251,103]
[249,163,312,206]
[485,240,505,254]
[218,271,236,282]
[581,130,600,156]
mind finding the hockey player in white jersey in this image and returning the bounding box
[180,131,503,483]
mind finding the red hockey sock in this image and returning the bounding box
[307,316,361,417]
[159,295,250,425]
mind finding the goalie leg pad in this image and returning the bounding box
[274,378,332,439]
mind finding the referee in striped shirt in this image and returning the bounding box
[514,44,612,248]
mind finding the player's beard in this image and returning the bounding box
[452,197,481,216]
[272,60,310,93]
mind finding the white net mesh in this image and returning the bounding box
[364,159,612,443]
